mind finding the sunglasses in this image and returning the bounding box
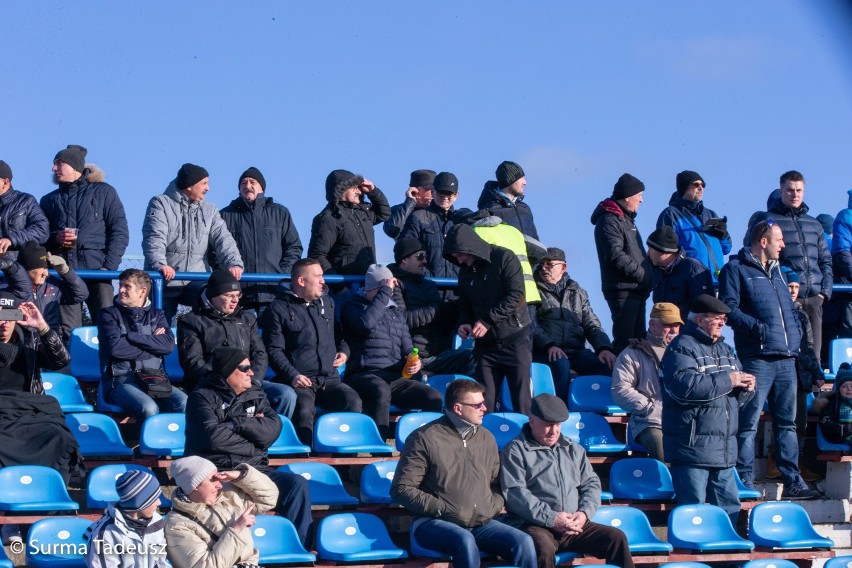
[436,190,455,197]
[236,364,252,373]
[414,252,426,260]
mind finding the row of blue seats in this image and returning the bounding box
[6,502,834,567]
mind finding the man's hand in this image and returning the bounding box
[153,327,167,335]
[405,187,418,200]
[18,302,48,332]
[214,470,241,482]
[0,238,12,255]
[598,350,616,369]
[405,357,423,376]
[229,266,244,280]
[548,346,568,362]
[471,320,489,338]
[458,324,473,339]
[360,179,376,193]
[58,228,78,248]
[159,265,176,281]
[231,503,256,532]
[293,375,313,388]
[553,512,574,534]
[381,277,396,290]
[47,254,70,275]
[564,512,587,535]
[730,370,756,391]
[333,352,348,367]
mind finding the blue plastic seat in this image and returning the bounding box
[748,502,834,549]
[360,459,398,504]
[317,512,408,562]
[65,412,133,457]
[667,504,755,551]
[742,560,801,568]
[95,383,125,414]
[0,466,78,512]
[453,334,474,350]
[86,464,171,509]
[500,363,556,411]
[69,326,101,382]
[277,462,358,506]
[569,375,626,415]
[817,426,852,452]
[138,413,186,457]
[554,551,581,564]
[26,517,92,567]
[592,505,673,553]
[600,491,614,501]
[252,514,316,565]
[482,412,529,450]
[395,411,442,451]
[826,338,852,381]
[735,469,762,500]
[609,458,676,500]
[626,422,650,453]
[268,415,311,455]
[426,374,475,403]
[562,412,629,453]
[659,563,713,568]
[42,373,93,412]
[313,413,394,454]
[163,327,184,382]
[824,556,852,568]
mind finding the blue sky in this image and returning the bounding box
[2,1,851,330]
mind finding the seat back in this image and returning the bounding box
[561,412,626,452]
[163,327,184,381]
[0,465,78,512]
[609,458,675,500]
[500,363,556,411]
[314,413,393,454]
[42,373,93,412]
[824,556,852,568]
[69,326,101,381]
[139,413,186,457]
[277,462,357,506]
[453,335,474,350]
[482,412,529,450]
[569,375,624,414]
[86,464,167,509]
[360,460,398,504]
[741,560,801,568]
[26,517,92,567]
[395,412,442,451]
[252,515,316,564]
[269,415,311,455]
[65,412,133,457]
[317,512,408,561]
[592,506,671,550]
[668,504,752,550]
[658,563,713,568]
[748,502,833,549]
[830,338,852,374]
[426,374,475,402]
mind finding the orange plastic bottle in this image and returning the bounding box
[401,348,420,379]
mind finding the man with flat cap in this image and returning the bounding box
[384,169,436,239]
[143,163,244,324]
[661,294,756,526]
[501,393,634,568]
[220,167,302,315]
[646,225,713,321]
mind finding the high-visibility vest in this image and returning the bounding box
[473,223,541,305]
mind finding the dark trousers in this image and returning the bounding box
[293,378,362,445]
[59,280,114,340]
[475,333,532,415]
[524,521,634,568]
[534,349,610,401]
[422,348,476,377]
[262,468,313,547]
[605,295,647,354]
[799,294,824,361]
[346,370,443,438]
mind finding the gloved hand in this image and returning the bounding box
[48,254,70,275]
[702,216,728,240]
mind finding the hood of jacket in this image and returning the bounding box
[734,246,779,277]
[325,170,365,202]
[442,223,493,266]
[163,179,200,209]
[58,163,106,190]
[667,191,705,214]
[767,188,810,217]
[590,198,633,224]
[111,296,154,321]
[477,180,526,210]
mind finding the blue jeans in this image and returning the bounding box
[670,465,741,526]
[737,357,801,486]
[105,380,188,421]
[414,518,536,568]
[262,381,297,419]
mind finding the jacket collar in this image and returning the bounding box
[520,423,571,449]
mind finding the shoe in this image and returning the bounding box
[765,455,782,480]
[782,481,819,500]
[799,463,823,482]
[1,523,22,545]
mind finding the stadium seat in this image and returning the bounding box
[316,512,408,562]
[554,551,582,564]
[592,506,673,553]
[277,462,358,506]
[667,504,755,551]
[163,327,184,382]
[42,373,93,412]
[568,375,626,415]
[735,469,762,500]
[600,491,614,501]
[252,515,317,565]
[741,560,801,568]
[313,413,394,454]
[826,338,852,381]
[0,545,12,568]
[360,459,398,504]
[395,411,442,451]
[65,412,134,457]
[748,502,834,549]
[86,464,171,509]
[138,413,186,457]
[0,466,78,512]
[69,326,101,382]
[268,415,311,455]
[453,334,474,350]
[609,458,676,500]
[562,412,628,453]
[426,374,475,402]
[95,383,125,414]
[482,412,528,451]
[500,363,556,411]
[626,422,650,453]
[26,517,92,567]
[824,556,852,568]
[817,426,851,452]
[659,564,713,568]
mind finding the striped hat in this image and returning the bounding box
[116,470,162,512]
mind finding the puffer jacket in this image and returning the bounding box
[341,286,411,376]
[391,414,504,528]
[261,283,348,386]
[383,197,419,239]
[389,263,456,358]
[832,189,852,283]
[477,181,539,240]
[0,325,70,394]
[650,248,713,320]
[719,247,802,360]
[443,224,530,345]
[0,189,49,251]
[98,298,175,382]
[534,272,612,354]
[815,392,852,445]
[307,180,390,275]
[86,506,168,568]
[184,370,282,470]
[165,465,278,568]
[590,198,649,297]
[657,193,731,284]
[399,202,472,279]
[177,288,268,389]
[40,165,129,270]
[793,301,825,390]
[142,181,243,286]
[661,321,753,467]
[219,194,302,306]
[611,337,664,437]
[746,190,832,299]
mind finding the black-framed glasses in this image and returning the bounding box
[541,261,566,270]
[236,364,252,373]
[458,401,487,409]
[436,190,455,197]
[415,252,427,261]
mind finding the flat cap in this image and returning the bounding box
[691,294,731,315]
[530,393,569,423]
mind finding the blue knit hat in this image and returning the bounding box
[116,470,161,512]
[782,266,800,285]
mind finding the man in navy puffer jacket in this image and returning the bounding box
[0,160,49,258]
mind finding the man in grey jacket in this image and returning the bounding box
[501,394,633,568]
[611,302,683,461]
[142,163,243,324]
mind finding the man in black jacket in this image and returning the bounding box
[219,167,302,315]
[184,347,311,545]
[646,226,713,321]
[444,224,531,414]
[477,161,539,240]
[383,169,436,239]
[261,258,362,445]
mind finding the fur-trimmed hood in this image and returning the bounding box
[83,163,105,183]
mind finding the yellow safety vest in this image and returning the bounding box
[473,223,542,304]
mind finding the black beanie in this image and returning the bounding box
[394,238,424,263]
[325,169,364,201]
[176,163,209,190]
[213,347,248,378]
[54,145,87,173]
[0,160,12,181]
[206,269,241,298]
[612,173,645,200]
[239,167,266,191]
[18,241,49,270]
[676,170,705,196]
[496,161,525,189]
[409,169,436,188]
[646,226,679,253]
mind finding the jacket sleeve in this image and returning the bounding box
[661,343,735,405]
[208,211,243,269]
[365,187,391,224]
[278,209,302,275]
[595,216,645,283]
[341,287,392,336]
[165,516,253,568]
[334,303,350,358]
[484,252,525,329]
[185,392,261,460]
[307,212,335,273]
[178,319,211,382]
[574,446,602,521]
[142,197,171,270]
[58,269,89,305]
[36,328,71,370]
[611,349,655,416]
[397,283,440,330]
[384,198,416,239]
[500,441,558,528]
[689,263,714,304]
[390,430,445,517]
[260,305,302,385]
[5,194,49,247]
[718,263,765,339]
[247,315,268,385]
[577,287,613,353]
[2,262,34,301]
[817,231,833,298]
[101,185,129,270]
[98,309,148,362]
[125,311,175,357]
[233,464,280,513]
[230,400,282,448]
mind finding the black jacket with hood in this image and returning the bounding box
[590,198,649,298]
[477,181,539,240]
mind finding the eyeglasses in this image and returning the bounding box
[702,314,727,324]
[222,292,242,301]
[541,261,566,270]
[236,364,252,373]
[414,252,427,261]
[436,190,455,197]
[691,181,705,188]
[458,401,487,409]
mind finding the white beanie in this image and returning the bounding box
[171,456,218,495]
